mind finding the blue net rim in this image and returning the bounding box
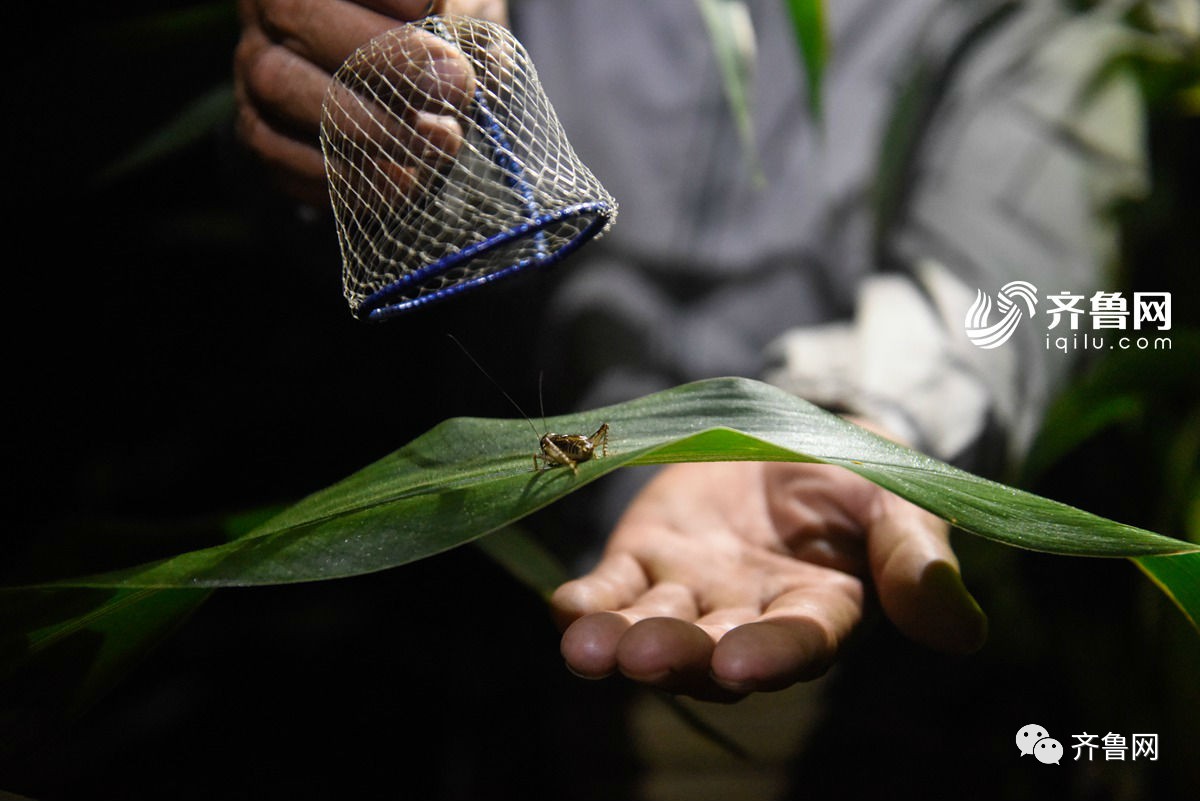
[358,201,612,322]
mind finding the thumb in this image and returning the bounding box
[866,491,988,654]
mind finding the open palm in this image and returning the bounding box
[551,459,988,700]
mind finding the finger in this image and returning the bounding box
[692,605,762,638]
[867,493,988,654]
[559,612,627,679]
[443,0,509,25]
[615,617,741,699]
[324,27,474,169]
[321,49,474,220]
[323,79,466,162]
[322,100,464,212]
[359,0,437,18]
[710,574,863,692]
[239,32,333,139]
[564,615,745,702]
[344,25,477,116]
[256,0,404,72]
[559,582,697,680]
[617,582,700,623]
[236,101,330,204]
[550,551,649,629]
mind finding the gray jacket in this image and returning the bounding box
[512,0,1143,485]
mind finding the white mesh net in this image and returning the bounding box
[320,16,617,321]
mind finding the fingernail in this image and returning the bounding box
[564,660,611,681]
[712,674,757,694]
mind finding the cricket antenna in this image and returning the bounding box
[538,370,549,433]
[447,334,541,439]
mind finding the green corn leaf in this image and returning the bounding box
[8,378,1192,595]
[696,0,764,182]
[93,84,235,185]
[0,508,272,747]
[782,0,828,122]
[0,588,210,751]
[1137,551,1200,632]
[472,528,570,602]
[3,375,1197,742]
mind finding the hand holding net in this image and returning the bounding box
[320,16,617,321]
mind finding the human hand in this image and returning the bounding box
[551,445,988,701]
[234,0,508,206]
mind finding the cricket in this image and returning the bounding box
[534,423,609,475]
[448,335,608,476]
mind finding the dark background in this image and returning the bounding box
[5,3,1198,799]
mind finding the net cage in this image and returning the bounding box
[320,16,618,321]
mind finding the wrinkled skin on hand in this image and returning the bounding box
[234,0,508,205]
[552,442,988,701]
